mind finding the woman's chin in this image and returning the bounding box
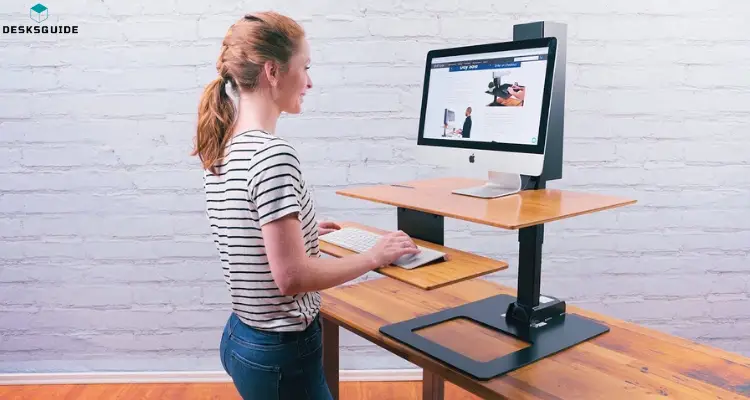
[292,99,304,113]
[285,105,302,114]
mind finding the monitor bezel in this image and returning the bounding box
[416,37,557,155]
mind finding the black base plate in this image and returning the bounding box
[378,294,609,381]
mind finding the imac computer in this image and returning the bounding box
[415,37,559,198]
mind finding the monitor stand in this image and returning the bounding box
[380,176,611,381]
[451,171,522,199]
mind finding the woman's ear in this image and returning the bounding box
[264,60,279,87]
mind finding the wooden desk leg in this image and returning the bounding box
[422,369,445,400]
[322,315,339,400]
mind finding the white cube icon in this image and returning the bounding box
[30,3,48,23]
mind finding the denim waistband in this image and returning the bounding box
[228,312,321,344]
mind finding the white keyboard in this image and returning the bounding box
[320,227,447,270]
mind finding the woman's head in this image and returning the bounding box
[193,11,310,173]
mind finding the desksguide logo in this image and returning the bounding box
[2,4,79,35]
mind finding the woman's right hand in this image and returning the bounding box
[366,230,421,268]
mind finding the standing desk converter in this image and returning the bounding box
[319,177,750,399]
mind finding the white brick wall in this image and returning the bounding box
[1,0,749,373]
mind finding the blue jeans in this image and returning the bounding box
[219,312,333,400]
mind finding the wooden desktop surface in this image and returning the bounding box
[336,177,637,230]
[319,221,508,290]
[321,277,750,399]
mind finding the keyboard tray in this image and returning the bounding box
[318,221,508,290]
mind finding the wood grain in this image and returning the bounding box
[0,381,481,399]
[0,382,240,399]
[424,370,446,399]
[319,221,508,290]
[336,177,637,230]
[320,277,750,400]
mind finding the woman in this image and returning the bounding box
[191,11,420,400]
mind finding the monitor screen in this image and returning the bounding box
[418,40,555,153]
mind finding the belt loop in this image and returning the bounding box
[314,314,321,330]
[228,312,240,336]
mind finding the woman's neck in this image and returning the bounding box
[233,90,281,136]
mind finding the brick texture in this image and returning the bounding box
[1,0,748,373]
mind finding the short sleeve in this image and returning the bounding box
[247,139,303,226]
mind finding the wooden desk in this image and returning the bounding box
[321,277,750,399]
[320,177,748,398]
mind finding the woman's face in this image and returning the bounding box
[275,38,313,114]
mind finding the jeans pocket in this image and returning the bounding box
[229,349,281,400]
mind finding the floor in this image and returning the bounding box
[0,381,482,399]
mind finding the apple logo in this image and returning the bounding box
[469,153,475,163]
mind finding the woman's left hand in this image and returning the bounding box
[318,221,341,236]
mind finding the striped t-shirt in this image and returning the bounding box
[203,130,321,332]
